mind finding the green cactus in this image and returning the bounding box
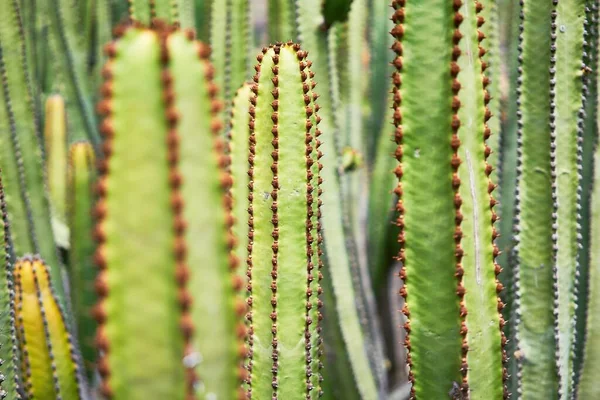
[267,0,297,43]
[577,68,600,397]
[0,0,66,303]
[244,42,324,399]
[14,255,82,400]
[390,1,505,398]
[94,23,245,399]
[0,172,21,400]
[67,141,97,380]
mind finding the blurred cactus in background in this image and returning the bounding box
[0,0,598,399]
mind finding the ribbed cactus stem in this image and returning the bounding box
[44,95,68,248]
[553,1,587,397]
[95,23,245,399]
[245,42,324,399]
[0,0,66,302]
[67,141,97,380]
[512,0,561,396]
[391,1,505,398]
[0,172,21,400]
[14,256,82,400]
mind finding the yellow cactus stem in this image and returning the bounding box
[14,255,82,400]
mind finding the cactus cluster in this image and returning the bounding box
[0,0,599,399]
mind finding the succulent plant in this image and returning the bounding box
[0,0,599,399]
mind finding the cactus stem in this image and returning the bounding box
[474,2,509,396]
[157,28,196,396]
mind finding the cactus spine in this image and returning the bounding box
[390,0,505,398]
[245,43,323,399]
[95,23,245,399]
[67,141,97,379]
[14,256,82,400]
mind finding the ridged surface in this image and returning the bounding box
[0,173,21,400]
[67,141,97,380]
[456,1,506,398]
[0,0,66,302]
[553,1,587,397]
[246,43,323,399]
[391,1,466,397]
[513,0,560,397]
[14,256,81,400]
[295,0,383,396]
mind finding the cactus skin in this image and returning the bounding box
[95,24,245,399]
[245,43,323,399]
[577,63,600,397]
[14,256,82,400]
[0,172,22,400]
[391,0,505,398]
[268,0,297,43]
[210,0,252,125]
[67,141,97,380]
[230,82,252,284]
[553,1,587,397]
[0,0,66,303]
[512,0,560,397]
[44,95,69,248]
[46,0,99,145]
[295,0,384,396]
[455,1,506,398]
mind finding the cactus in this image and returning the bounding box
[14,255,82,400]
[67,141,97,379]
[577,67,600,397]
[44,95,69,248]
[0,0,66,303]
[244,42,324,399]
[390,1,504,398]
[0,172,21,400]
[94,23,245,399]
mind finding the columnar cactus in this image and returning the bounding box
[14,256,82,400]
[0,173,20,400]
[67,141,97,379]
[390,0,505,398]
[94,22,245,399]
[0,0,66,302]
[511,1,588,398]
[244,42,324,399]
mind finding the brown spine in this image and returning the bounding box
[451,0,468,396]
[390,1,413,397]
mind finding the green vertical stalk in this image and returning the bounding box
[390,0,505,398]
[245,43,324,399]
[267,0,296,42]
[0,0,66,302]
[67,141,97,380]
[0,172,21,400]
[295,0,384,396]
[553,1,587,398]
[574,1,598,389]
[95,26,245,399]
[512,1,560,397]
[576,60,600,397]
[210,0,252,126]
